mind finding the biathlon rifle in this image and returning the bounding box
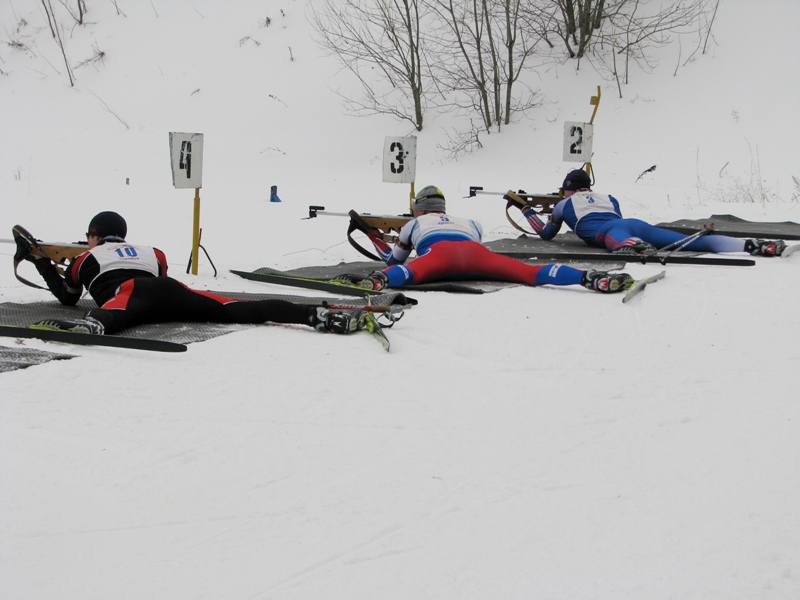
[8,224,88,289]
[468,186,562,235]
[306,205,412,261]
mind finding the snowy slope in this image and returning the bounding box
[1,1,799,599]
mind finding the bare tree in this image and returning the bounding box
[548,0,607,58]
[57,0,87,25]
[525,0,714,93]
[429,0,542,132]
[308,0,714,149]
[310,0,428,130]
[540,0,712,61]
[607,0,706,84]
[41,0,74,86]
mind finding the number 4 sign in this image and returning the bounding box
[168,132,205,275]
[382,136,417,184]
[169,132,204,188]
[562,122,593,163]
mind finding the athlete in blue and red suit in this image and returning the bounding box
[519,169,786,256]
[357,185,631,294]
[20,211,359,335]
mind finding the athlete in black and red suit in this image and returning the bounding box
[24,211,356,335]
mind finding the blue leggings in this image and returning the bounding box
[590,219,746,253]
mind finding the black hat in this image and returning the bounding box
[562,169,592,192]
[87,211,127,239]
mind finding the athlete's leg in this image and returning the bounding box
[683,233,746,253]
[532,264,585,286]
[390,241,585,287]
[599,219,746,252]
[88,277,316,333]
[595,219,653,250]
[396,241,534,284]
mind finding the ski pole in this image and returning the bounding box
[657,225,714,264]
[323,302,406,318]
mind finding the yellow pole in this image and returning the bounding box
[586,86,602,178]
[588,85,601,125]
[409,182,416,214]
[191,187,200,275]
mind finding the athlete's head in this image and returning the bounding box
[87,211,127,240]
[562,169,592,192]
[414,185,446,213]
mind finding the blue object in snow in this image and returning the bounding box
[270,185,282,202]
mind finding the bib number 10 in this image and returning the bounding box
[114,246,138,258]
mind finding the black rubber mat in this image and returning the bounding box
[0,345,75,373]
[655,214,800,240]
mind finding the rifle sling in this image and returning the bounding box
[346,218,382,262]
[505,200,538,235]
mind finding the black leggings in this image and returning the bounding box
[88,277,314,334]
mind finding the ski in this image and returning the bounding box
[782,243,800,258]
[622,270,666,304]
[231,269,383,297]
[495,250,755,267]
[319,301,401,352]
[361,312,390,352]
[0,324,187,353]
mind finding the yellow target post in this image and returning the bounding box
[586,86,601,178]
[169,132,204,275]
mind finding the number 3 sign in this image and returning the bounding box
[562,122,593,162]
[382,136,417,184]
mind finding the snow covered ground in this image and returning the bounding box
[1,1,799,598]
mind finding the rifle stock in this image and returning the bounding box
[12,224,88,263]
[11,224,89,290]
[307,205,411,241]
[29,242,88,262]
[352,214,411,235]
[514,193,560,214]
[468,186,561,214]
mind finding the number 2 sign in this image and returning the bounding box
[382,136,417,184]
[562,122,593,162]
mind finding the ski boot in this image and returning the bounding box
[745,239,786,257]
[612,240,657,255]
[356,270,389,292]
[312,307,363,334]
[33,317,105,335]
[581,270,634,294]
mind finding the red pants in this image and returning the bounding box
[396,241,544,285]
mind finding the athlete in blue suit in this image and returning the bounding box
[520,169,786,256]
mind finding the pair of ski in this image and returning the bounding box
[0,300,403,354]
[231,268,666,304]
